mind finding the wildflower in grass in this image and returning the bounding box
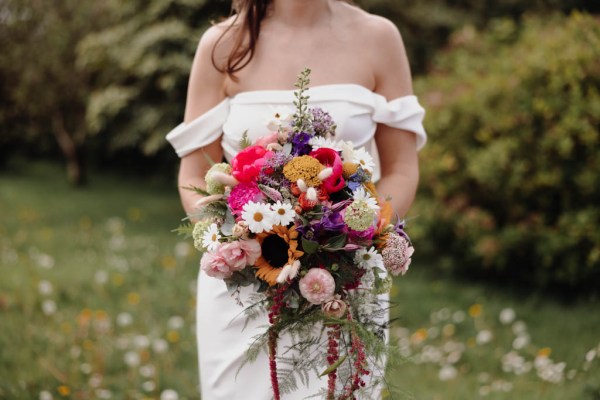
[142,381,156,392]
[133,335,150,349]
[38,280,53,295]
[116,312,133,327]
[354,246,384,270]
[39,390,53,400]
[140,364,156,378]
[174,241,191,258]
[80,363,92,374]
[438,365,458,381]
[202,223,222,252]
[241,202,275,234]
[469,304,483,318]
[476,330,493,345]
[499,308,516,325]
[94,270,108,285]
[127,292,140,305]
[168,316,185,330]
[167,330,180,343]
[57,386,70,396]
[152,338,169,354]
[124,351,141,368]
[41,300,57,315]
[299,268,335,305]
[453,310,466,323]
[160,389,180,400]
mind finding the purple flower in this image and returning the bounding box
[310,108,336,137]
[320,210,345,231]
[290,132,312,156]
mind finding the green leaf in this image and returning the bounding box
[323,233,347,250]
[239,130,252,150]
[301,238,319,254]
[319,355,347,377]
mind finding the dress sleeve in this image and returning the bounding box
[165,99,230,158]
[372,94,427,151]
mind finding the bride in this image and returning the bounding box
[166,0,426,398]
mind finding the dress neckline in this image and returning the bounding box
[229,83,376,102]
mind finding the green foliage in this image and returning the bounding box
[355,0,598,74]
[77,0,230,156]
[414,13,600,290]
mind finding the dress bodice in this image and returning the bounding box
[166,84,426,182]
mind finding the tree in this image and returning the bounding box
[0,0,110,185]
[77,0,230,166]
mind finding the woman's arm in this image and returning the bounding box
[368,16,420,217]
[177,26,229,216]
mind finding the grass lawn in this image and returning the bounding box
[1,163,598,399]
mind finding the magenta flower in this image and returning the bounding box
[227,181,265,216]
[299,268,336,305]
[231,145,273,182]
[217,239,262,271]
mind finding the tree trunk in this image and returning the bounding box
[52,115,86,186]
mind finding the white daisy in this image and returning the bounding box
[352,147,375,173]
[354,247,385,270]
[270,201,296,226]
[266,107,294,131]
[340,141,355,163]
[201,223,222,252]
[353,187,380,211]
[309,136,342,151]
[241,201,275,233]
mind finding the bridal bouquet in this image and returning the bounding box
[182,69,414,399]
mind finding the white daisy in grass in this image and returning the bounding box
[353,186,379,211]
[354,247,384,270]
[202,223,221,252]
[352,147,375,173]
[309,136,342,151]
[241,201,275,233]
[270,201,296,226]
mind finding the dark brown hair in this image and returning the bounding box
[212,0,351,78]
[211,0,271,78]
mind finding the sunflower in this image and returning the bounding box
[255,225,304,286]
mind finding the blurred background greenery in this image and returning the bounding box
[1,0,599,399]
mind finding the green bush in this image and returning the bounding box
[413,13,600,291]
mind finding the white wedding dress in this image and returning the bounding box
[166,84,426,400]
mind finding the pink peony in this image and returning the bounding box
[217,239,261,271]
[231,145,273,182]
[382,234,414,276]
[299,268,336,305]
[309,147,345,193]
[200,252,233,279]
[254,132,279,148]
[227,181,265,216]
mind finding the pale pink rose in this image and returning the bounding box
[299,268,336,305]
[254,132,279,148]
[216,239,262,271]
[200,252,232,279]
[322,295,347,318]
